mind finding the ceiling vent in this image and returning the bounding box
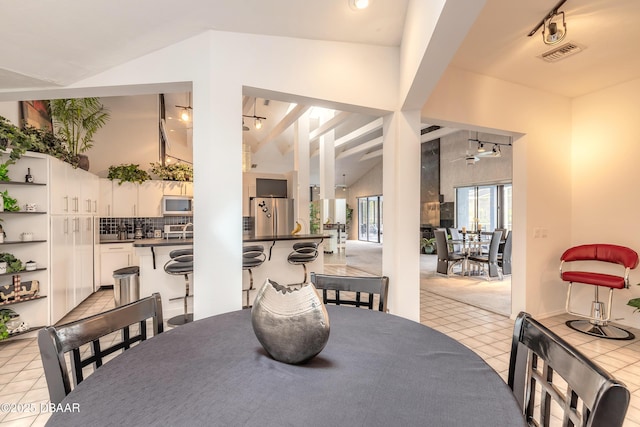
[539,42,584,63]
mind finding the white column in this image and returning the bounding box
[294,111,311,233]
[319,113,335,201]
[382,110,421,321]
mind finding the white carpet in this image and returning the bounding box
[335,241,511,316]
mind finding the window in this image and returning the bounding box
[358,196,383,243]
[456,184,511,231]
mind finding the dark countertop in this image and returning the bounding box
[243,233,329,243]
[132,238,193,247]
[100,239,135,244]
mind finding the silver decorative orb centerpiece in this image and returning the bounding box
[251,279,330,364]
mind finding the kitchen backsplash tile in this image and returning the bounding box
[100,216,193,237]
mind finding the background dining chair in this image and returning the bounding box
[38,293,164,404]
[242,245,266,308]
[448,227,463,253]
[434,229,465,276]
[497,230,512,275]
[310,273,389,312]
[508,311,629,427]
[467,230,503,279]
[163,248,194,325]
[287,241,319,284]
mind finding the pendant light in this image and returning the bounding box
[242,98,266,130]
[175,92,192,122]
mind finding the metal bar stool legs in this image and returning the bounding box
[164,249,194,326]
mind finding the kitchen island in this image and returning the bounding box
[133,234,327,319]
[133,238,193,321]
[242,234,328,305]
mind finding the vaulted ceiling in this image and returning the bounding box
[1,0,639,187]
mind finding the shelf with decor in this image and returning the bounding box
[0,295,46,307]
[0,267,47,278]
[0,240,47,245]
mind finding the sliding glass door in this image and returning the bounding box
[456,184,511,231]
[358,196,383,243]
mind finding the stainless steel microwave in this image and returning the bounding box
[162,196,193,216]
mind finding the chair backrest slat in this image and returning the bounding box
[508,312,629,427]
[38,293,163,404]
[310,273,389,312]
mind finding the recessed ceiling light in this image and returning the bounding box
[349,0,369,10]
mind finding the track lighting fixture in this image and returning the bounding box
[528,0,568,45]
[477,142,486,153]
[176,92,192,122]
[242,98,267,130]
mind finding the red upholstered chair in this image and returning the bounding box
[560,244,639,340]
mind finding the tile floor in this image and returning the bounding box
[2,279,640,426]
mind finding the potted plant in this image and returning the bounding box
[0,190,19,212]
[22,125,76,166]
[49,98,110,170]
[149,162,193,181]
[421,237,436,254]
[0,253,23,273]
[108,163,151,185]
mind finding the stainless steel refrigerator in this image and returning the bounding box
[250,197,294,236]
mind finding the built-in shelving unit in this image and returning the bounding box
[0,152,50,341]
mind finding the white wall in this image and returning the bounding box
[0,101,19,125]
[90,95,159,177]
[571,76,640,329]
[423,66,573,319]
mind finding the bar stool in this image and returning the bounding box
[164,248,193,326]
[243,245,266,308]
[287,242,319,285]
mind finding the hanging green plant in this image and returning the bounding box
[21,125,76,166]
[149,162,193,181]
[0,309,12,340]
[0,253,24,273]
[108,164,151,185]
[0,164,10,182]
[0,115,36,166]
[0,190,19,212]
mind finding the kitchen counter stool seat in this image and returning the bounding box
[164,249,194,326]
[287,242,319,285]
[243,245,266,308]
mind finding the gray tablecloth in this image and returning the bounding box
[47,306,525,426]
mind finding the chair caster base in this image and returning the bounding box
[168,313,194,326]
[565,319,635,340]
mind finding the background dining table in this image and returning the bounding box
[46,305,525,426]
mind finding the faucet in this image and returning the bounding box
[182,222,193,239]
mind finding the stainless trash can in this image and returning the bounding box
[113,266,140,306]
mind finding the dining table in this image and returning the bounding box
[46,306,525,426]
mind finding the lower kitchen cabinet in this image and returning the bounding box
[100,243,137,287]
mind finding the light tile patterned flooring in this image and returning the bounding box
[3,273,640,426]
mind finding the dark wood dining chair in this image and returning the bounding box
[434,229,465,276]
[38,293,164,404]
[508,312,629,427]
[310,273,389,312]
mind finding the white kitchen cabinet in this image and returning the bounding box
[100,243,136,287]
[138,181,164,217]
[99,178,113,217]
[112,182,138,217]
[163,181,193,196]
[75,216,95,303]
[50,158,99,215]
[102,179,175,218]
